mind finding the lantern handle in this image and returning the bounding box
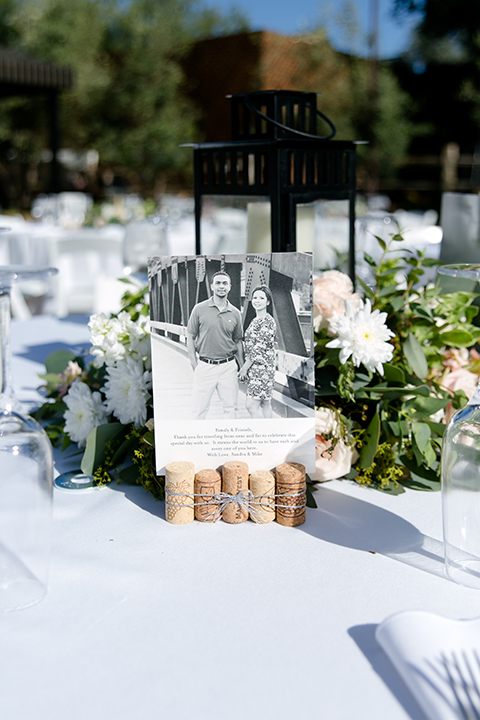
[242,96,336,141]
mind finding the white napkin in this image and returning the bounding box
[376,611,480,720]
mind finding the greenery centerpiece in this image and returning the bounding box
[34,235,480,499]
[313,236,480,494]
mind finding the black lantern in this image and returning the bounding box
[188,90,357,278]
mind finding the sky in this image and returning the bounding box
[203,0,422,59]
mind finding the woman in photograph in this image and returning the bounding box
[238,285,277,418]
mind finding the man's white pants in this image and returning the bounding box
[191,360,238,420]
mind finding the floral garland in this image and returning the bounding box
[34,282,158,494]
[312,237,480,494]
[34,236,480,498]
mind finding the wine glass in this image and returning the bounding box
[0,265,58,611]
[437,263,480,588]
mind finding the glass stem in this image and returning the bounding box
[0,288,16,411]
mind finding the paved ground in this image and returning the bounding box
[150,332,314,422]
[151,332,254,421]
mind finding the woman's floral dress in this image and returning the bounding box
[244,314,276,400]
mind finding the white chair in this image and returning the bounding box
[440,192,480,265]
[48,228,125,317]
[123,220,169,274]
[0,217,51,318]
[56,192,93,229]
[31,195,59,223]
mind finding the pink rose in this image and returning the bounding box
[310,408,359,482]
[441,367,479,422]
[313,270,361,332]
[58,360,83,397]
[442,368,479,397]
[442,347,470,372]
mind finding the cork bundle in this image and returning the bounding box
[164,460,306,527]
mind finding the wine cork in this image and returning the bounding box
[249,470,275,524]
[195,468,221,522]
[221,461,249,523]
[275,462,306,527]
[165,461,195,524]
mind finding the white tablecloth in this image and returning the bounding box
[3,315,480,720]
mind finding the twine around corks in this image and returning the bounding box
[164,460,306,527]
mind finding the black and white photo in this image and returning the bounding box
[148,252,315,473]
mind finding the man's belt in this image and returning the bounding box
[199,355,235,365]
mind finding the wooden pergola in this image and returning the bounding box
[0,47,74,192]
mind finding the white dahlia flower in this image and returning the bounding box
[326,298,395,375]
[104,356,152,427]
[63,380,109,448]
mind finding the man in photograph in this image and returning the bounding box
[187,271,244,420]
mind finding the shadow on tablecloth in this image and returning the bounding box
[348,623,430,720]
[302,486,445,579]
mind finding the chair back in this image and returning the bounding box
[49,228,125,316]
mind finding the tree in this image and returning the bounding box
[394,0,480,57]
[0,0,248,205]
[392,0,480,159]
[290,28,415,192]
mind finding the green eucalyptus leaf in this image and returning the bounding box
[375,236,387,252]
[439,330,474,347]
[315,366,339,395]
[352,375,371,391]
[406,395,450,418]
[404,333,428,379]
[399,454,440,484]
[413,307,433,320]
[306,483,318,509]
[143,430,155,446]
[359,412,380,469]
[32,398,66,420]
[38,372,64,386]
[367,384,429,397]
[412,422,431,452]
[119,465,140,485]
[61,433,74,451]
[390,296,405,312]
[377,267,398,277]
[424,441,437,466]
[81,423,125,475]
[383,363,406,385]
[378,481,406,495]
[45,350,77,374]
[386,420,401,437]
[464,306,479,322]
[377,284,399,297]
[400,474,440,491]
[424,420,446,437]
[110,431,137,468]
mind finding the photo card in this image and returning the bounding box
[148,252,315,474]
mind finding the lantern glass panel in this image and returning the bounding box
[197,194,273,255]
[308,199,352,273]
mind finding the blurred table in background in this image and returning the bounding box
[0,192,454,319]
[0,216,167,317]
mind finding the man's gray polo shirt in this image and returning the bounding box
[187,297,243,359]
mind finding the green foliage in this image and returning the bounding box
[33,282,161,495]
[0,0,249,201]
[291,20,415,183]
[315,233,480,493]
[81,422,126,476]
[355,443,405,493]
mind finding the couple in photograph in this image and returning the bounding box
[186,270,276,420]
